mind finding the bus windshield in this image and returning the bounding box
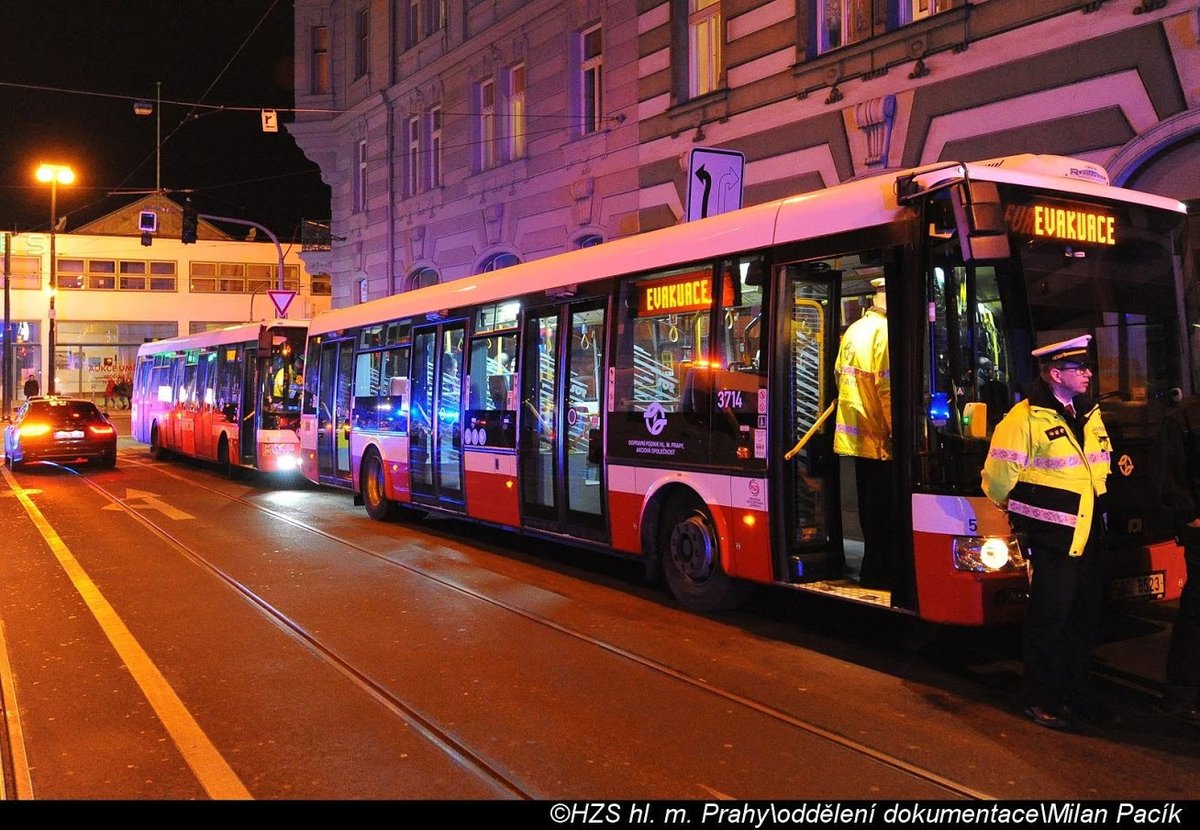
[919,186,1187,516]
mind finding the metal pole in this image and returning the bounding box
[199,212,287,300]
[3,232,11,418]
[48,180,57,396]
[156,81,161,194]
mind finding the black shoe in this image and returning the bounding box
[1064,702,1123,727]
[1024,705,1070,729]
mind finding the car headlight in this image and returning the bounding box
[952,536,1026,572]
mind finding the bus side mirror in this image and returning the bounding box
[962,401,988,440]
[951,181,1011,261]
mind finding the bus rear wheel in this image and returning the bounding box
[361,450,397,521]
[217,436,239,479]
[660,495,750,613]
[149,424,167,460]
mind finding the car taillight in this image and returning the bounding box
[18,423,52,437]
[88,424,116,436]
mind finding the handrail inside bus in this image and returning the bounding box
[784,401,836,461]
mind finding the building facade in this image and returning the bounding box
[1,195,331,407]
[289,0,1198,307]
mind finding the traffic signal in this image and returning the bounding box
[181,199,198,244]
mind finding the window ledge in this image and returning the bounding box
[665,88,731,134]
[793,6,971,98]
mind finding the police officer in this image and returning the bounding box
[834,278,892,589]
[1150,392,1200,723]
[982,334,1117,729]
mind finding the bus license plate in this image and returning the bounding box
[1108,571,1165,601]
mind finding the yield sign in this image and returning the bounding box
[268,290,297,318]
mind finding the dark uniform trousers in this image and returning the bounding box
[855,457,893,588]
[1165,528,1200,699]
[1023,513,1106,712]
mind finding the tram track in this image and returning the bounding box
[72,453,1002,800]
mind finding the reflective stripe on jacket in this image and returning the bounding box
[982,393,1111,556]
[833,307,891,460]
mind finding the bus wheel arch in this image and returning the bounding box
[361,446,397,521]
[647,485,750,612]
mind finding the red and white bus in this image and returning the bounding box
[299,155,1190,626]
[132,320,308,475]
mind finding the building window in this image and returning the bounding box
[311,26,330,94]
[477,77,497,171]
[54,258,177,292]
[189,262,299,294]
[817,0,871,53]
[480,253,520,272]
[1,254,41,289]
[429,106,443,188]
[901,0,940,25]
[311,274,332,296]
[427,0,446,34]
[405,0,421,49]
[688,0,722,98]
[354,6,370,79]
[354,139,368,213]
[406,115,421,196]
[408,267,439,291]
[576,234,603,249]
[508,63,526,160]
[580,24,603,135]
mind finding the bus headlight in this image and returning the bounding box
[952,536,1026,572]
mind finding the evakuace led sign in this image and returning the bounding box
[1008,201,1118,246]
[637,270,714,316]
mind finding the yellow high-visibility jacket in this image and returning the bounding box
[834,307,891,460]
[982,382,1111,556]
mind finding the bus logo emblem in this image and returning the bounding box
[644,402,667,436]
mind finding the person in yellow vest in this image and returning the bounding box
[834,277,892,589]
[982,334,1118,730]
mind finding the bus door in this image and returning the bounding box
[518,301,608,539]
[776,260,843,581]
[409,322,465,508]
[239,345,260,467]
[316,338,354,485]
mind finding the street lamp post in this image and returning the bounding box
[36,163,74,397]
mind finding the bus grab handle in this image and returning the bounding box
[784,402,836,461]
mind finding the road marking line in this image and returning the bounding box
[0,465,252,800]
[0,615,35,800]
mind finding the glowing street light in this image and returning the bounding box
[35,163,75,396]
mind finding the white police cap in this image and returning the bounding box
[1032,334,1092,364]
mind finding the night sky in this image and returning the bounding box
[0,0,330,242]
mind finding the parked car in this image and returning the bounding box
[3,396,117,470]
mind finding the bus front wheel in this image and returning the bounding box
[660,495,750,613]
[361,450,397,521]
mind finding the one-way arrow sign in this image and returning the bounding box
[268,290,297,318]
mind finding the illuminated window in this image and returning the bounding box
[508,63,526,160]
[817,0,871,53]
[689,0,722,98]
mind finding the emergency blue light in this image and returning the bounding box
[929,392,951,427]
